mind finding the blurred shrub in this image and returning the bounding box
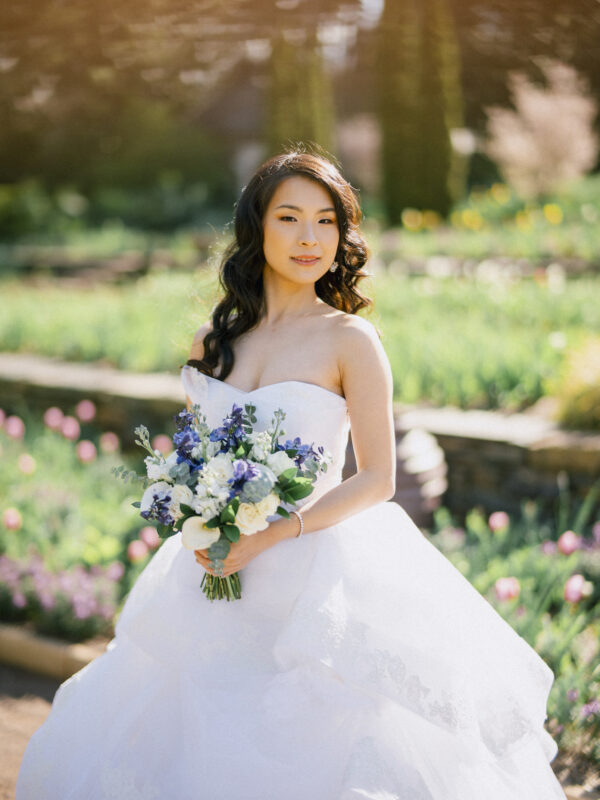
[484,59,598,200]
[551,336,600,431]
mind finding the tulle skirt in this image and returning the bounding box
[16,501,566,799]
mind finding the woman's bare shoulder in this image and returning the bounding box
[330,313,390,389]
[330,311,381,348]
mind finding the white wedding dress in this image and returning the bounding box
[16,365,567,800]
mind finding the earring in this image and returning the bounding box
[329,261,339,273]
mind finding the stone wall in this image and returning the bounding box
[396,405,600,523]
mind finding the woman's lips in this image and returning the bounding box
[291,256,320,265]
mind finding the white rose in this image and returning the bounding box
[235,492,280,536]
[169,484,194,519]
[204,452,234,484]
[266,450,297,477]
[140,481,172,514]
[257,491,280,519]
[181,516,221,550]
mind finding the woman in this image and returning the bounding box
[17,149,567,799]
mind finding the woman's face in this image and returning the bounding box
[261,175,340,286]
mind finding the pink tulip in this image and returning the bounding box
[2,507,22,531]
[127,539,149,562]
[152,434,173,455]
[494,576,520,601]
[105,561,125,581]
[43,407,64,430]
[563,574,591,603]
[60,415,80,440]
[76,440,97,463]
[17,453,36,475]
[541,540,557,555]
[5,415,25,439]
[488,511,510,533]
[99,431,120,454]
[139,526,161,549]
[75,399,96,422]
[558,530,581,555]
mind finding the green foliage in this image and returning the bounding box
[369,271,600,413]
[1,265,599,414]
[550,335,600,431]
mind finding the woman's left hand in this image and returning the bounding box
[194,533,265,577]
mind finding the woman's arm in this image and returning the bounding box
[262,316,396,548]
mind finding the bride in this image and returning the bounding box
[16,149,567,799]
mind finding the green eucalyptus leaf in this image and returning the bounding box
[223,524,241,542]
[208,538,231,560]
[276,506,290,518]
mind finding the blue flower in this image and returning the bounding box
[140,490,174,526]
[209,404,245,451]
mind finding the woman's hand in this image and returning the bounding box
[194,532,266,577]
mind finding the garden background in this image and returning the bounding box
[1,0,600,791]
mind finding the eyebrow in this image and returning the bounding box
[274,204,336,213]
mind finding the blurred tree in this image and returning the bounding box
[484,60,598,198]
[378,0,465,222]
[266,31,334,156]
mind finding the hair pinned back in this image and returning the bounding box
[189,146,372,380]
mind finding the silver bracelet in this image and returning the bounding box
[291,510,304,538]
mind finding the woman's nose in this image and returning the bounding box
[298,223,317,246]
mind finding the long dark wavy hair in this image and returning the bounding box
[188,148,372,380]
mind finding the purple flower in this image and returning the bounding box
[567,688,579,702]
[580,699,600,719]
[12,591,27,608]
[280,437,319,467]
[105,561,125,581]
[173,427,201,460]
[140,490,174,526]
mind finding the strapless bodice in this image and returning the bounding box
[180,365,350,499]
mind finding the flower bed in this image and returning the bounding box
[0,403,169,641]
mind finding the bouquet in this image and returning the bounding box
[114,402,330,601]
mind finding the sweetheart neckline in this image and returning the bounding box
[182,365,347,406]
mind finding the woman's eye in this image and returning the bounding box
[320,218,336,224]
[279,216,296,222]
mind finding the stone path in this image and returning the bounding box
[0,663,59,799]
